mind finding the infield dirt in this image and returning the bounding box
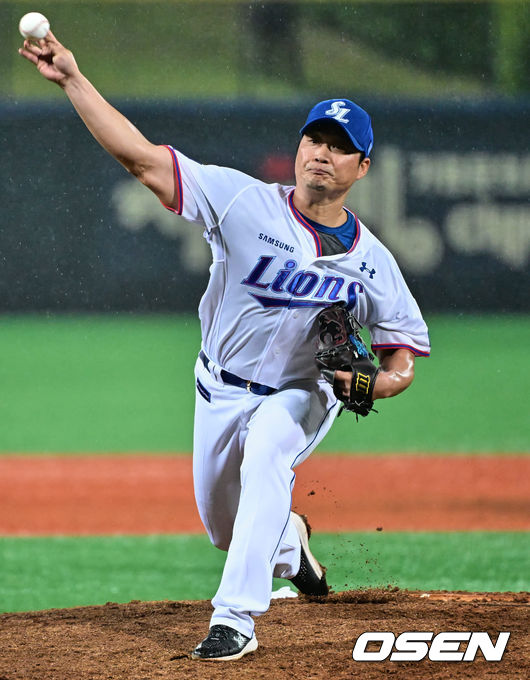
[1,454,529,533]
[1,589,528,679]
[2,455,529,678]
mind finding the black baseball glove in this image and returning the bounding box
[315,302,379,417]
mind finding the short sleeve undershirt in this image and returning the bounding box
[301,210,356,256]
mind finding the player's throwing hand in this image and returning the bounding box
[18,31,79,87]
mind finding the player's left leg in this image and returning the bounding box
[209,380,338,637]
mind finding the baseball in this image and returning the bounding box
[19,12,50,40]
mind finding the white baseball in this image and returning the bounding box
[19,12,50,40]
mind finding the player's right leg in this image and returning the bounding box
[191,356,264,660]
[192,356,247,550]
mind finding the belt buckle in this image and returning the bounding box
[246,380,252,393]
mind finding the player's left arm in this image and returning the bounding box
[334,348,415,402]
[372,348,415,400]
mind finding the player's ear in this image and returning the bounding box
[356,157,370,180]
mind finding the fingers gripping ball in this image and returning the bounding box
[19,12,50,40]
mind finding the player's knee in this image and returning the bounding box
[205,521,233,551]
[204,525,231,551]
[210,534,230,551]
[197,505,233,551]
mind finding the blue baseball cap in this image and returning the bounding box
[300,98,374,157]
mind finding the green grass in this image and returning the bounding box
[0,532,527,614]
[0,315,199,453]
[4,1,491,100]
[0,314,528,454]
[8,3,243,100]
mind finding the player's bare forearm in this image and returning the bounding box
[331,348,413,402]
[334,349,415,402]
[64,76,175,204]
[64,75,152,170]
[373,348,415,399]
[18,31,175,206]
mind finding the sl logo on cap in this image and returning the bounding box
[325,101,351,123]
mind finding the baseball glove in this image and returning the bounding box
[315,302,379,417]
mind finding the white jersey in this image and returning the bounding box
[163,146,430,389]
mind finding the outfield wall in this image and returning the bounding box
[1,99,528,312]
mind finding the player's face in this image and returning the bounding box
[295,122,370,197]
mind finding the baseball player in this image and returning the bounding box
[20,32,430,662]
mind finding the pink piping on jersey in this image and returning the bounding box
[344,208,361,253]
[288,190,361,257]
[372,343,430,357]
[160,145,183,215]
[288,191,322,257]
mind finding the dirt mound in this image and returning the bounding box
[1,589,528,679]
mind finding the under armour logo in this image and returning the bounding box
[325,101,350,123]
[360,262,376,278]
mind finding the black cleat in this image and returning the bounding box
[191,624,258,661]
[289,512,329,596]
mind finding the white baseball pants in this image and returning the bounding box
[192,355,338,638]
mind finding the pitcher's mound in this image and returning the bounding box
[1,589,528,679]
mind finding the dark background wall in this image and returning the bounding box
[1,99,528,313]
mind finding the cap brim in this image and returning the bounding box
[300,117,366,155]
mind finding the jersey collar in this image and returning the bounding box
[288,190,361,257]
[288,190,322,256]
